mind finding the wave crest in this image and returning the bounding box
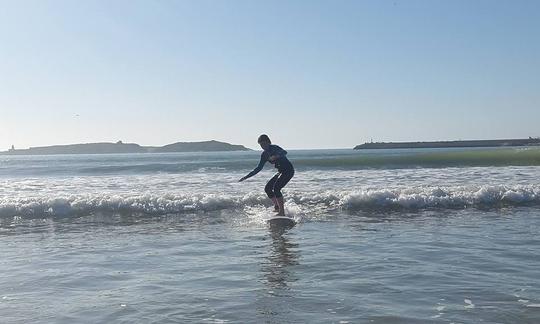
[1,185,539,218]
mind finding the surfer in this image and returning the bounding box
[239,134,294,216]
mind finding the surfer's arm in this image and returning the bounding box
[239,153,266,182]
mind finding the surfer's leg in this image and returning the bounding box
[273,169,294,216]
[273,170,294,198]
[265,174,280,210]
[271,198,279,212]
[276,197,285,216]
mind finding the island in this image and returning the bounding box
[354,137,540,150]
[150,141,248,153]
[1,140,251,155]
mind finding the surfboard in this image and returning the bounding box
[267,216,296,228]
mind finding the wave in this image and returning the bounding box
[295,148,540,169]
[1,185,539,219]
[62,148,540,172]
[3,149,539,177]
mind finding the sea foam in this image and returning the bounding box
[1,185,539,218]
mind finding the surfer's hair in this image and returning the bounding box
[258,134,271,144]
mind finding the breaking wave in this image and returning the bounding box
[1,185,539,219]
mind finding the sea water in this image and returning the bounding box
[1,148,540,323]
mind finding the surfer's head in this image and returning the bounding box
[258,134,271,150]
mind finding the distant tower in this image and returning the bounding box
[116,140,123,144]
[10,145,14,151]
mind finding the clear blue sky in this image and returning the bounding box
[1,0,539,150]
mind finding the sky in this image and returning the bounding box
[0,0,539,150]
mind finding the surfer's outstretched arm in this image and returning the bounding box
[239,153,267,182]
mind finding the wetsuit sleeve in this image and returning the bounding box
[243,152,267,180]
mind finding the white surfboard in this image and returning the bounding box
[267,216,296,228]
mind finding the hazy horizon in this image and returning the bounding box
[1,0,539,150]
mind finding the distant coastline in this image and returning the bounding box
[1,140,251,155]
[354,137,540,150]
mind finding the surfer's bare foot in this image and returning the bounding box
[273,206,279,212]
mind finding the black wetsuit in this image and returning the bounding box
[244,145,294,198]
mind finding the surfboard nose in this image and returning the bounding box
[267,216,296,232]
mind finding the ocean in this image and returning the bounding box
[1,147,540,323]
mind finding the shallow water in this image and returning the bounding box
[1,148,540,323]
[2,208,540,323]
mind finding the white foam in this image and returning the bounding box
[464,299,475,309]
[526,304,540,308]
[337,185,540,210]
[1,170,540,218]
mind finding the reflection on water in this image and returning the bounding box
[265,229,299,289]
[257,227,300,320]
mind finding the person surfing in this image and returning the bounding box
[239,134,294,217]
